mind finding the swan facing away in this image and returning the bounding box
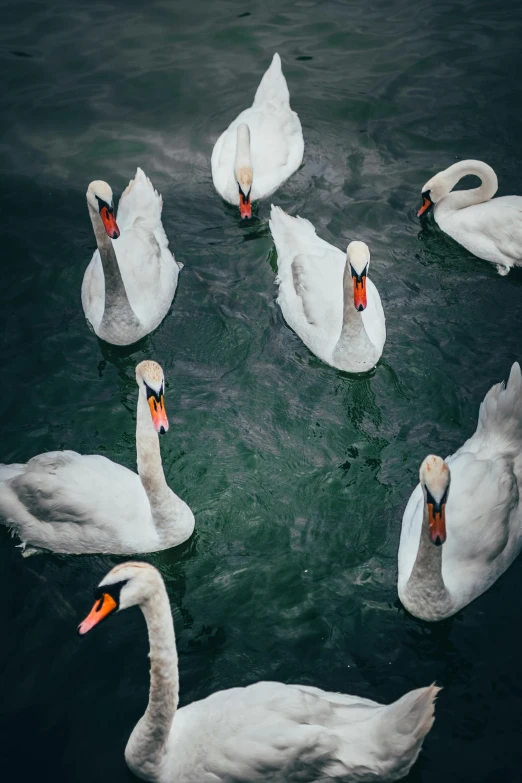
[211,53,304,218]
[417,159,522,275]
[82,168,182,345]
[79,561,439,783]
[269,206,386,372]
[398,363,522,621]
[0,361,194,556]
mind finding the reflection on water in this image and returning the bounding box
[1,0,522,780]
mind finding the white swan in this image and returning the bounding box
[269,206,386,372]
[398,362,522,621]
[417,159,522,275]
[79,561,439,783]
[0,361,194,555]
[82,168,181,345]
[211,53,304,218]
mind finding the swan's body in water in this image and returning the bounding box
[211,53,303,218]
[0,361,194,556]
[82,169,181,345]
[398,363,522,621]
[417,159,522,275]
[79,561,439,783]
[269,206,386,372]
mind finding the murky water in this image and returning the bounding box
[1,0,522,780]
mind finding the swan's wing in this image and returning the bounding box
[0,451,154,553]
[4,452,144,525]
[270,206,344,347]
[361,279,386,353]
[116,167,170,254]
[446,196,522,266]
[397,482,424,591]
[171,681,435,782]
[112,222,178,325]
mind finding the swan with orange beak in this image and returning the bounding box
[82,168,182,346]
[399,362,522,621]
[0,360,194,555]
[211,53,304,220]
[269,207,386,372]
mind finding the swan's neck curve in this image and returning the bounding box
[403,496,452,619]
[125,582,179,779]
[87,202,139,330]
[434,160,498,215]
[135,391,193,544]
[332,260,378,370]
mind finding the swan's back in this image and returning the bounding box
[143,681,438,783]
[0,450,155,554]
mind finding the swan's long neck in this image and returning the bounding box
[435,160,498,215]
[332,261,378,369]
[125,583,179,777]
[403,497,452,619]
[87,202,139,329]
[234,124,253,183]
[136,390,174,530]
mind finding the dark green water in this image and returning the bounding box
[1,0,522,780]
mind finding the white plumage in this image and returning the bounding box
[269,206,386,372]
[418,159,522,275]
[398,362,522,621]
[79,562,439,783]
[82,168,181,345]
[211,54,304,212]
[0,362,194,555]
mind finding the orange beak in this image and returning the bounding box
[352,272,367,312]
[148,393,169,434]
[428,503,447,546]
[239,191,252,219]
[417,194,433,218]
[100,205,120,239]
[78,593,118,635]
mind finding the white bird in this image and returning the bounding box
[82,168,181,345]
[0,361,194,556]
[398,362,522,621]
[211,53,304,219]
[79,561,439,783]
[269,206,386,373]
[417,159,522,275]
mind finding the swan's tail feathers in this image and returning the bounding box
[116,167,164,234]
[476,362,522,447]
[253,53,290,109]
[269,205,317,267]
[377,685,440,775]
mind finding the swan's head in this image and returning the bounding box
[136,360,169,435]
[86,180,120,239]
[78,562,164,635]
[419,455,450,546]
[347,241,370,312]
[234,124,253,220]
[417,171,447,217]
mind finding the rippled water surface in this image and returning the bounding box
[1,0,522,780]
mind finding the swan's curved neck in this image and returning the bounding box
[403,497,452,618]
[435,160,498,214]
[87,202,139,329]
[125,582,178,777]
[332,261,378,368]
